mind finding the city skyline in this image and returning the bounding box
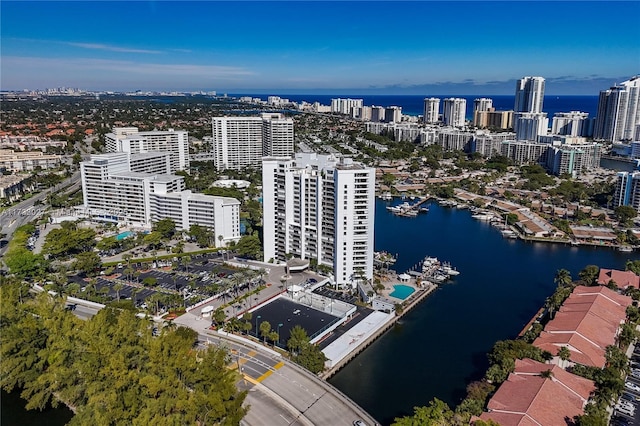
[1,1,639,95]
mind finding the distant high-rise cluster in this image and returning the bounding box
[593,76,640,142]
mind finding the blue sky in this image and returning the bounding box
[1,1,638,95]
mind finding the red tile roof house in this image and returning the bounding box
[597,268,640,290]
[533,286,631,368]
[477,359,596,426]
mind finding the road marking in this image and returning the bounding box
[255,361,284,382]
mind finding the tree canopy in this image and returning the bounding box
[0,281,247,425]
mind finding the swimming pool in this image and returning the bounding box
[115,231,134,241]
[389,284,415,300]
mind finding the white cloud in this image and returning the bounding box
[66,42,163,54]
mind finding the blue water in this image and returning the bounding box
[231,94,599,121]
[115,231,134,241]
[389,284,415,300]
[329,199,640,425]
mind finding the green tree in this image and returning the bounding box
[626,260,640,275]
[392,399,454,426]
[614,205,637,225]
[73,251,102,276]
[234,234,262,260]
[578,265,599,286]
[293,343,327,374]
[287,325,309,356]
[259,321,272,343]
[152,218,176,240]
[554,268,573,288]
[558,346,571,362]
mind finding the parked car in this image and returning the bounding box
[625,381,640,393]
[616,404,635,417]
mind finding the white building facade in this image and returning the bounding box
[594,76,640,142]
[423,98,440,124]
[261,113,295,158]
[80,153,240,245]
[514,76,545,113]
[211,116,264,171]
[262,153,375,287]
[105,127,189,172]
[442,98,467,127]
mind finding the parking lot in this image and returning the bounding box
[247,297,342,348]
[613,347,640,426]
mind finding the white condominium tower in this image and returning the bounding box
[211,114,295,171]
[442,98,467,127]
[594,76,640,142]
[105,127,189,172]
[262,153,375,287]
[80,152,240,246]
[423,98,440,124]
[261,113,295,157]
[514,76,545,113]
[212,116,263,171]
[331,98,364,115]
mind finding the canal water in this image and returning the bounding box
[329,199,640,425]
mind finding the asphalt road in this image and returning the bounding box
[0,171,80,258]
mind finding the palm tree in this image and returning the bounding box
[554,269,572,288]
[259,321,272,344]
[557,346,571,367]
[183,255,192,274]
[113,282,124,302]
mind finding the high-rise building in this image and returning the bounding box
[105,127,189,172]
[474,98,493,114]
[514,113,549,141]
[80,153,240,245]
[211,117,264,171]
[331,98,364,115]
[552,111,594,137]
[384,106,402,123]
[594,76,640,142]
[442,98,467,127]
[613,171,640,213]
[262,153,375,287]
[423,98,441,124]
[261,113,294,158]
[371,106,386,122]
[514,76,545,113]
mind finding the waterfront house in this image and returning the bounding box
[533,286,631,368]
[597,268,640,290]
[477,359,595,426]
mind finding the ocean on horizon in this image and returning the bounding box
[230,93,599,121]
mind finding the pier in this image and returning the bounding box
[321,283,438,379]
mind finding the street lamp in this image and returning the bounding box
[255,315,261,337]
[276,323,284,345]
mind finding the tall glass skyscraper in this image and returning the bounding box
[514,76,545,113]
[594,76,640,142]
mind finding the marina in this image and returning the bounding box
[330,198,640,424]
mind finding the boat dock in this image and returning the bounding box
[386,197,430,217]
[321,282,438,379]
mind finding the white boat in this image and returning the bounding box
[423,256,439,266]
[619,246,634,253]
[441,262,460,276]
[431,273,449,282]
[472,213,494,221]
[419,207,429,213]
[387,205,401,213]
